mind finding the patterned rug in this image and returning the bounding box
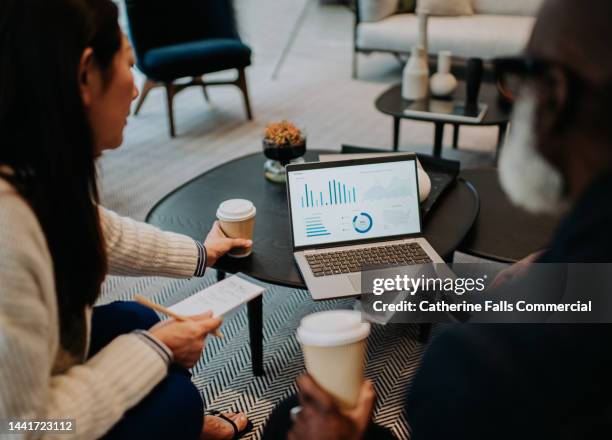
[99,272,424,439]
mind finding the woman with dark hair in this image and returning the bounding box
[0,0,250,438]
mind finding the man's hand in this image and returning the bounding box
[288,374,376,440]
[149,311,222,368]
[490,250,544,289]
[204,221,252,266]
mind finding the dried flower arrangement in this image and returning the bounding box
[264,120,304,146]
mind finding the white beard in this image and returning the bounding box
[499,92,568,215]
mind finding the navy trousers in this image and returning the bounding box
[89,301,204,440]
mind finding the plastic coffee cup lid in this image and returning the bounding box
[297,310,370,347]
[216,199,256,222]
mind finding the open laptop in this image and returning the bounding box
[286,153,444,300]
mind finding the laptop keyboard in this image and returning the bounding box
[305,243,432,278]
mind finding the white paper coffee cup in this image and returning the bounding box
[216,199,256,258]
[297,310,370,409]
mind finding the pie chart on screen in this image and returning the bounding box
[352,212,373,233]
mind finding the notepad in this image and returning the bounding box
[168,275,265,317]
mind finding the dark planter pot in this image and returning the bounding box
[263,138,306,166]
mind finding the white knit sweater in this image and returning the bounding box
[0,177,201,439]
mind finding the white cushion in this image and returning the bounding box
[417,0,473,16]
[472,0,544,16]
[358,0,399,23]
[357,13,535,59]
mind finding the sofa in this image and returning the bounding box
[353,0,543,77]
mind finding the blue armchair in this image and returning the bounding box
[125,0,253,137]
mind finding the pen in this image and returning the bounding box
[134,295,223,338]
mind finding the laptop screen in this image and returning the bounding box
[287,158,421,248]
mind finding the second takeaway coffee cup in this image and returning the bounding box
[297,310,371,409]
[216,199,256,257]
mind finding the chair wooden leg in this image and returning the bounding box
[236,68,253,121]
[352,50,358,79]
[134,79,156,115]
[193,76,210,102]
[164,82,176,137]
[201,76,210,102]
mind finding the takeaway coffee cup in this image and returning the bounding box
[216,199,256,257]
[297,310,371,409]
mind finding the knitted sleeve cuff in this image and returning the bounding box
[132,330,173,367]
[193,240,207,277]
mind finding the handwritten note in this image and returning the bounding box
[168,275,265,317]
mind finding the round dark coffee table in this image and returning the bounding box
[147,150,479,286]
[458,167,560,262]
[375,81,511,157]
[146,150,480,375]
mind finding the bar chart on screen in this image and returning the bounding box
[300,180,357,208]
[305,215,331,237]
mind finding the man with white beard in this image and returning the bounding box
[403,0,612,438]
[499,91,568,215]
[264,1,612,439]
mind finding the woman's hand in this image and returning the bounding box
[490,250,544,289]
[148,311,222,368]
[203,221,252,266]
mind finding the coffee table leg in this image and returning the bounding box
[248,295,265,376]
[393,117,400,151]
[452,124,460,149]
[433,122,444,157]
[216,270,264,375]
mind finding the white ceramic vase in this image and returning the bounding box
[417,11,429,56]
[402,46,429,100]
[430,51,458,98]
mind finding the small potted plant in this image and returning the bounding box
[263,120,306,183]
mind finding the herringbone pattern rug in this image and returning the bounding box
[99,273,424,439]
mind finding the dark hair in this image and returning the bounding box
[0,0,121,356]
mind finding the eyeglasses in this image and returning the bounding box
[492,55,584,102]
